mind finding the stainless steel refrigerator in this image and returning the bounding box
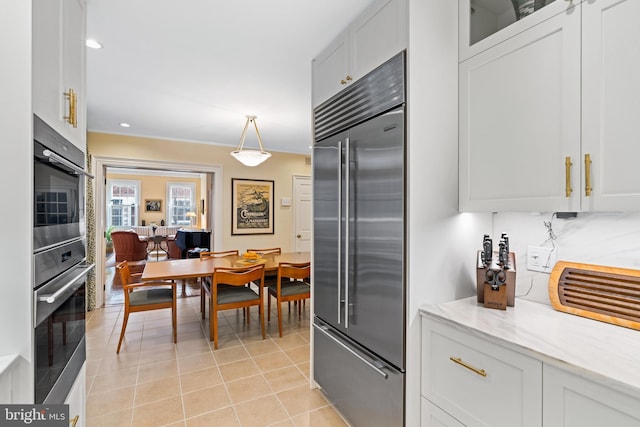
[313,52,406,427]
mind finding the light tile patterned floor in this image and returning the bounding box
[85,290,351,427]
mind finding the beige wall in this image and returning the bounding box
[106,172,202,227]
[89,132,311,253]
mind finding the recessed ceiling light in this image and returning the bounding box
[119,122,130,128]
[86,39,103,49]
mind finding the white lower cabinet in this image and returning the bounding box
[64,363,85,427]
[422,320,542,427]
[543,364,640,427]
[422,315,640,426]
[422,398,464,427]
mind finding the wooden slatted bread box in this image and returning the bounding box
[549,261,640,331]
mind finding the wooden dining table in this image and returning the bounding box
[141,251,311,295]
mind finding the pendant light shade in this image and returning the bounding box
[230,115,271,167]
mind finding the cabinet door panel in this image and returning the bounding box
[61,0,86,148]
[64,364,85,427]
[421,398,465,427]
[33,0,63,130]
[312,31,349,108]
[582,0,640,210]
[350,0,406,81]
[543,364,640,427]
[459,10,580,212]
[422,321,542,427]
[33,0,86,151]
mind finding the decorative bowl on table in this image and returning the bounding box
[241,251,261,263]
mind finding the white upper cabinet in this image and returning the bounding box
[460,0,640,212]
[581,0,640,211]
[312,30,350,109]
[459,7,581,212]
[312,0,406,107]
[33,0,86,151]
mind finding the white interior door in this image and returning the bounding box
[293,175,312,252]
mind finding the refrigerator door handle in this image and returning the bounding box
[337,139,342,325]
[313,323,388,379]
[344,137,350,329]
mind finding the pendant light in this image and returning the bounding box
[230,115,271,167]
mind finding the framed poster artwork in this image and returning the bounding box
[145,199,162,212]
[231,178,274,235]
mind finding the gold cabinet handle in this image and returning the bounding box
[340,79,347,85]
[584,153,592,196]
[64,88,78,128]
[565,156,573,197]
[345,75,352,81]
[72,90,77,127]
[449,356,487,377]
[70,415,80,427]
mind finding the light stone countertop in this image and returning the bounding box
[420,297,640,399]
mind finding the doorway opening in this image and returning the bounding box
[93,156,223,309]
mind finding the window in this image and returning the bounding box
[107,180,140,227]
[167,182,195,226]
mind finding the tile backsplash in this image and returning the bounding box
[492,211,640,305]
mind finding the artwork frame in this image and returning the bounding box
[231,178,274,235]
[145,199,162,212]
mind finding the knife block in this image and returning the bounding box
[483,282,508,310]
[476,250,517,308]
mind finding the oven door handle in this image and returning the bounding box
[39,264,95,304]
[42,149,95,179]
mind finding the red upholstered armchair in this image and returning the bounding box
[111,230,148,262]
[166,236,182,259]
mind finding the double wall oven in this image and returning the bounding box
[33,115,94,403]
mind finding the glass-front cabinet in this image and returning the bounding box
[459,0,580,61]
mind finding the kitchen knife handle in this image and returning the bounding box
[565,156,572,197]
[449,356,487,377]
[482,237,492,266]
[584,154,592,197]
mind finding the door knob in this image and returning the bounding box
[297,234,302,238]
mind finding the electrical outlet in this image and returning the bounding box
[527,246,557,273]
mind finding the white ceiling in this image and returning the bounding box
[85,0,376,155]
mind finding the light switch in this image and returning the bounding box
[281,197,291,206]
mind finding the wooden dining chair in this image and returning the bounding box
[267,262,311,337]
[246,247,281,290]
[246,247,281,255]
[199,250,239,318]
[206,264,266,349]
[115,261,177,354]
